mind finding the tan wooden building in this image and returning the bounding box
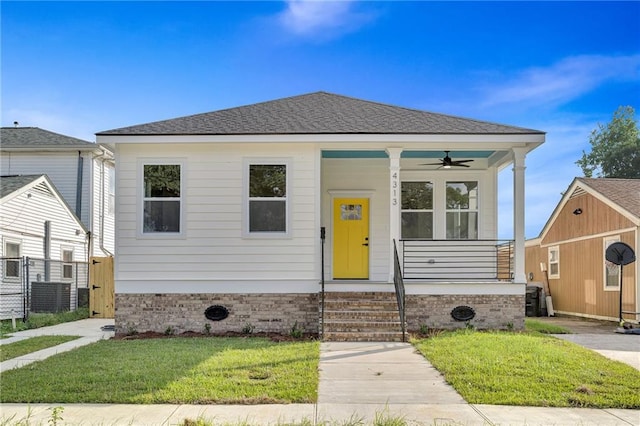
[526,178,639,323]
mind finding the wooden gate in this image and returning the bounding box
[89,256,114,318]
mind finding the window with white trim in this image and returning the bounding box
[604,236,620,290]
[548,246,560,279]
[247,162,288,234]
[62,249,74,280]
[142,163,181,233]
[401,181,433,239]
[4,241,20,279]
[446,181,478,239]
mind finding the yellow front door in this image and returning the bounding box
[333,198,369,279]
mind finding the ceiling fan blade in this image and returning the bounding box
[453,163,471,168]
[452,159,474,164]
[419,162,444,166]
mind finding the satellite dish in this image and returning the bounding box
[605,242,636,266]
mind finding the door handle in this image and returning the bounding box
[362,243,369,246]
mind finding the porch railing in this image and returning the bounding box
[392,239,406,342]
[399,239,514,281]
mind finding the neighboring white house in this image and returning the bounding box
[96,92,545,338]
[0,127,115,257]
[0,175,88,319]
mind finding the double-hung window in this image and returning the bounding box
[401,181,433,239]
[548,246,560,279]
[142,163,182,234]
[4,241,20,279]
[246,161,289,235]
[62,249,74,280]
[446,181,478,239]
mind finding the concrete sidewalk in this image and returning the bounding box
[1,321,639,425]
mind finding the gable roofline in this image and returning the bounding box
[0,127,109,153]
[96,91,546,137]
[537,177,640,241]
[0,174,88,233]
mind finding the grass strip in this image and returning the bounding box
[0,335,80,362]
[0,308,89,338]
[413,330,640,408]
[525,318,571,334]
[0,337,319,404]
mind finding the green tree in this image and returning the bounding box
[576,106,640,178]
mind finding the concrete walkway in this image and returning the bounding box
[533,316,640,371]
[1,320,639,425]
[0,318,114,371]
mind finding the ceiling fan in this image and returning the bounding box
[421,151,474,169]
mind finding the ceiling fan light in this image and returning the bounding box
[443,164,451,169]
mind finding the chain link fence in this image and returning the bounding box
[0,257,89,321]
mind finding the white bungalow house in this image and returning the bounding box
[96,92,545,340]
[0,127,115,257]
[0,175,88,319]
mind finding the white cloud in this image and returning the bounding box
[278,0,373,39]
[482,54,640,108]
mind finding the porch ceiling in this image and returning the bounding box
[321,150,495,159]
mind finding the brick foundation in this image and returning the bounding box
[406,294,525,331]
[115,292,524,336]
[115,293,319,336]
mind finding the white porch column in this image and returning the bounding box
[387,148,403,282]
[512,147,528,284]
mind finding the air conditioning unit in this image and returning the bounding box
[31,282,71,313]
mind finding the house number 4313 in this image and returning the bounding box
[392,172,399,206]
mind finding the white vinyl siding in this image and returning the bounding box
[116,144,317,284]
[91,157,116,256]
[0,179,87,320]
[0,151,91,225]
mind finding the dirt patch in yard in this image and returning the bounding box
[115,330,319,342]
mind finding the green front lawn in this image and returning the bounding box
[413,330,640,408]
[0,335,80,362]
[0,308,89,338]
[0,338,319,404]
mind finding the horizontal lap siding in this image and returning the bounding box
[542,192,635,245]
[551,231,636,320]
[1,152,92,226]
[116,143,317,283]
[0,183,86,260]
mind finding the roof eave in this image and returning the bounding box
[1,145,102,152]
[96,132,546,145]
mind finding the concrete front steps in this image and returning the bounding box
[321,292,406,342]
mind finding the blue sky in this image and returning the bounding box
[2,1,639,238]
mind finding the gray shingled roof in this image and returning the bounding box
[0,175,43,198]
[1,127,95,148]
[577,177,640,219]
[97,92,544,136]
